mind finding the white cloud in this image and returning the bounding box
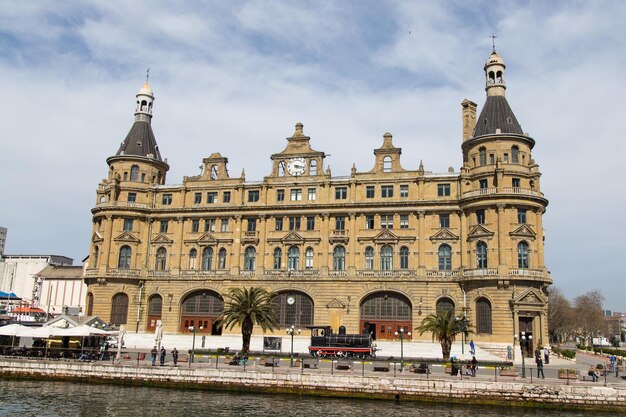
[0,0,624,310]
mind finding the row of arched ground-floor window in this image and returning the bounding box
[94,241,533,271]
[87,291,494,340]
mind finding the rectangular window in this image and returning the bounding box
[127,192,137,203]
[366,186,375,198]
[194,192,202,204]
[308,188,316,201]
[503,153,509,163]
[381,185,394,198]
[365,215,374,229]
[381,215,393,229]
[207,192,217,203]
[220,218,228,232]
[512,178,521,188]
[479,179,488,189]
[335,216,345,230]
[204,219,216,232]
[248,190,260,202]
[335,187,347,200]
[306,216,315,231]
[123,218,133,231]
[289,216,301,231]
[476,209,485,225]
[275,217,283,231]
[247,218,257,232]
[162,194,172,205]
[191,219,200,233]
[439,214,450,228]
[437,184,451,197]
[517,208,527,224]
[400,185,409,198]
[276,189,285,202]
[160,220,168,233]
[290,189,302,201]
[489,154,495,165]
[400,214,409,229]
[223,191,231,203]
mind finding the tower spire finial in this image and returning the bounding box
[490,34,497,52]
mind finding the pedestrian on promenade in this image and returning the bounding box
[588,368,599,382]
[172,348,179,366]
[536,357,545,379]
[543,346,550,365]
[151,346,158,366]
[469,339,476,355]
[471,356,478,377]
[160,346,166,366]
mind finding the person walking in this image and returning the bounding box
[469,339,476,355]
[470,356,478,377]
[160,346,166,366]
[172,348,179,366]
[543,346,550,365]
[536,357,545,379]
[151,346,158,366]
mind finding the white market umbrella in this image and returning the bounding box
[0,323,24,336]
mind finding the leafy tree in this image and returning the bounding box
[216,287,279,355]
[415,310,470,361]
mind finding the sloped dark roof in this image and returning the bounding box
[473,95,523,137]
[115,121,163,161]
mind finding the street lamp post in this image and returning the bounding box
[394,328,411,372]
[518,331,533,378]
[456,316,470,355]
[286,325,301,367]
[189,325,203,365]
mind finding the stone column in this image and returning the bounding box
[258,215,267,271]
[417,210,426,268]
[320,212,330,273]
[535,208,545,269]
[347,212,357,272]
[103,215,114,270]
[231,215,242,274]
[175,216,185,272]
[496,204,506,273]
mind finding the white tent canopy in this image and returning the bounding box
[0,324,116,338]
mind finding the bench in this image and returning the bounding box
[411,363,430,374]
[373,364,390,372]
[335,360,352,370]
[303,358,319,369]
[263,358,280,367]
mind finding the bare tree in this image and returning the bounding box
[548,286,574,344]
[573,290,605,346]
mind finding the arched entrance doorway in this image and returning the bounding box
[147,294,162,331]
[180,290,224,335]
[360,292,412,340]
[271,292,314,328]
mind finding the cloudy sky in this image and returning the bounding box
[0,1,624,310]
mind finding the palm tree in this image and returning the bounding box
[415,310,470,361]
[216,287,279,355]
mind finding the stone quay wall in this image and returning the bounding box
[1,360,625,412]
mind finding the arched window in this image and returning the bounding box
[188,248,197,270]
[110,293,129,325]
[148,295,162,316]
[383,156,392,172]
[511,146,519,164]
[218,248,227,269]
[476,298,492,334]
[305,247,314,269]
[278,162,285,176]
[333,246,345,271]
[479,147,487,165]
[130,165,139,181]
[496,71,503,83]
[93,245,99,268]
[476,241,488,269]
[438,244,452,271]
[244,247,256,271]
[399,246,409,269]
[488,71,495,84]
[202,247,213,270]
[518,241,529,269]
[364,246,374,270]
[380,245,393,271]
[211,165,218,180]
[436,297,455,317]
[273,248,282,270]
[118,246,131,269]
[309,160,317,176]
[155,247,167,270]
[288,246,299,270]
[272,292,314,327]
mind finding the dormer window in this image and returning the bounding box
[383,156,392,173]
[310,160,317,175]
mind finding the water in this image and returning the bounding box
[0,379,613,417]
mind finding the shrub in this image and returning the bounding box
[560,349,576,359]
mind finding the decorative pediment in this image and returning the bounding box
[113,231,141,243]
[282,231,304,243]
[326,298,346,309]
[430,228,459,241]
[151,233,174,245]
[197,232,218,245]
[92,231,103,243]
[373,229,398,243]
[467,224,494,241]
[510,224,536,239]
[511,287,546,306]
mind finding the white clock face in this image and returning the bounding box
[287,158,306,176]
[287,296,295,305]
